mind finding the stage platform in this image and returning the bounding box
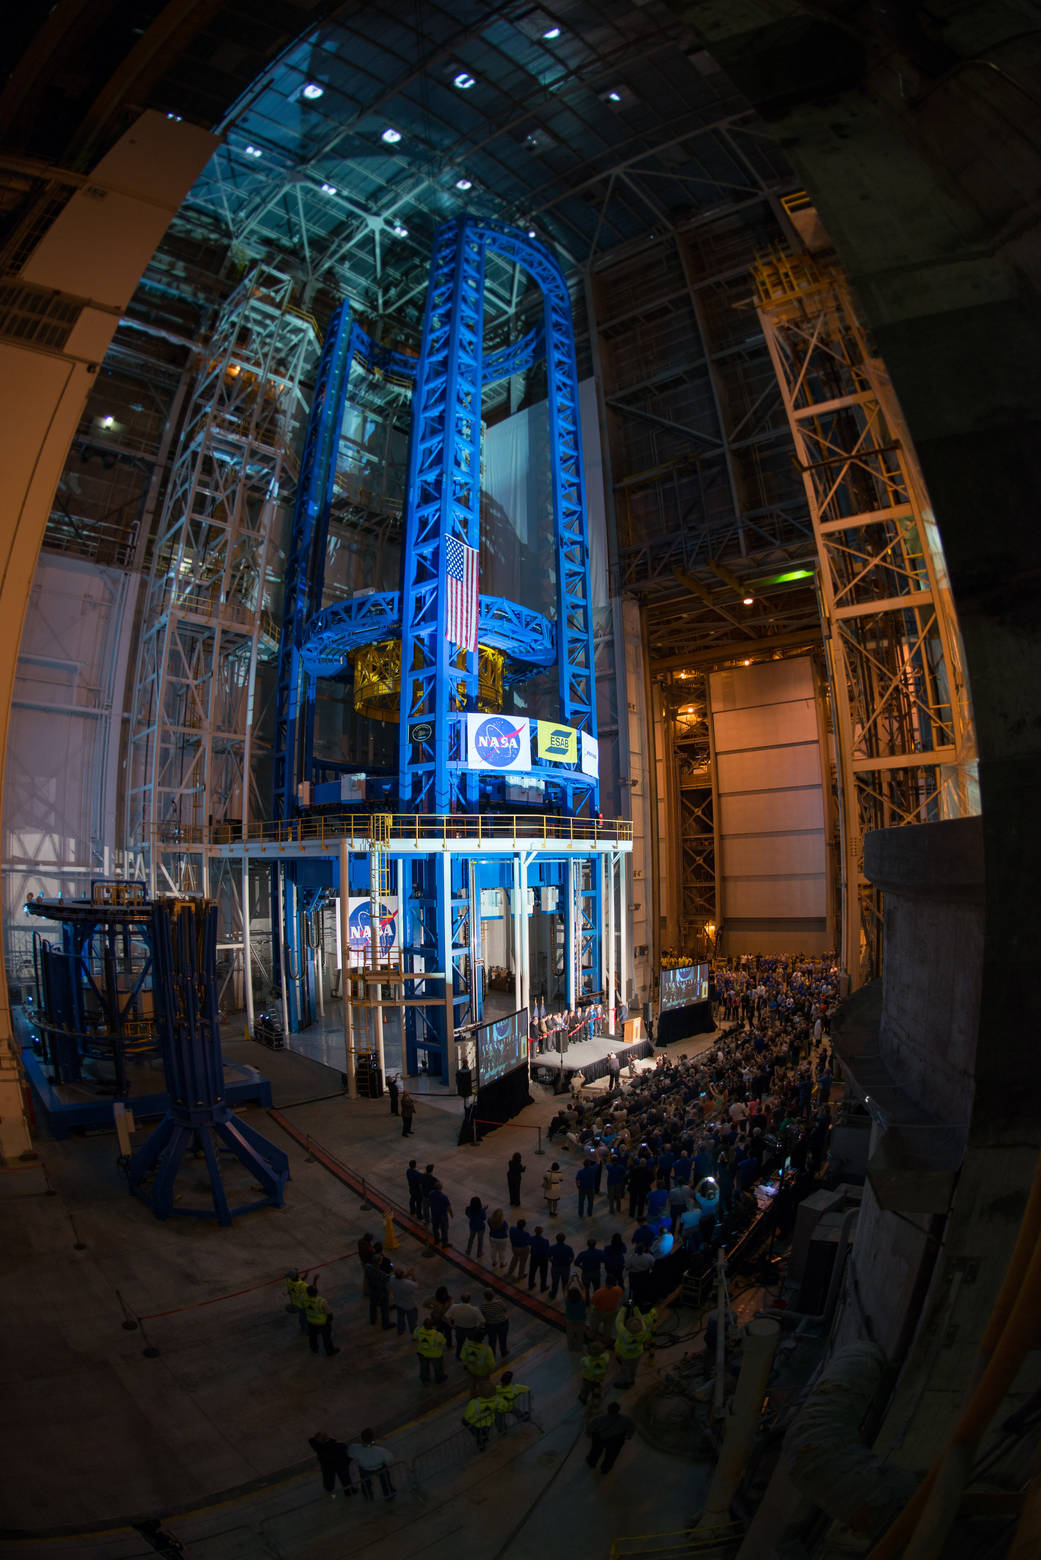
[531,1026,724,1089]
[529,1033,652,1085]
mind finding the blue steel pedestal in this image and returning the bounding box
[128,898,289,1225]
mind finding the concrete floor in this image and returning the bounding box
[0,1029,725,1560]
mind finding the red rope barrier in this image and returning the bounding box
[137,1247,358,1320]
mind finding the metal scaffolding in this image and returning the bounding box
[126,268,319,902]
[753,247,978,984]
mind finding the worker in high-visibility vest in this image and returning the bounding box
[579,1338,609,1407]
[463,1392,497,1451]
[303,1285,339,1358]
[460,1332,496,1396]
[613,1308,647,1388]
[493,1370,531,1432]
[413,1320,448,1384]
[285,1268,310,1333]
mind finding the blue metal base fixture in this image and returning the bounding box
[127,898,289,1225]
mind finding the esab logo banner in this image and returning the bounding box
[536,720,578,763]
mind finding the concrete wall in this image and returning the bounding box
[870,818,984,1129]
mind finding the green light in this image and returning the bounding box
[750,567,815,586]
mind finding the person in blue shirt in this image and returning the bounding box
[527,1225,550,1292]
[406,1159,424,1218]
[465,1196,488,1258]
[506,1218,532,1282]
[656,1147,675,1186]
[548,1232,576,1299]
[606,1155,627,1215]
[602,1233,627,1283]
[574,1237,603,1299]
[671,1151,693,1186]
[646,1185,669,1225]
[632,1220,656,1250]
[576,1159,598,1218]
[428,1183,452,1246]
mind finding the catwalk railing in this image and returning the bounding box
[152,813,634,848]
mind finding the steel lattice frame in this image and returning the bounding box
[754,253,978,985]
[273,299,355,825]
[396,217,598,816]
[126,269,318,901]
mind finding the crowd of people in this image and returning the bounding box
[295,953,841,1496]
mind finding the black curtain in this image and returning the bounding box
[657,999,713,1047]
[458,1063,533,1144]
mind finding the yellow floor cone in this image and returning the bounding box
[383,1209,399,1252]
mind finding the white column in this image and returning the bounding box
[314,906,325,1019]
[619,851,629,1019]
[339,838,356,1097]
[512,854,523,1015]
[276,865,290,1041]
[396,856,406,1068]
[242,857,255,1038]
[442,852,456,1088]
[368,845,385,1090]
[521,852,533,1020]
[566,859,577,1009]
[607,852,616,1037]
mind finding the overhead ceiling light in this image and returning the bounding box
[244,144,262,158]
[301,82,324,100]
[390,222,409,238]
[455,177,473,190]
[166,112,182,122]
[527,228,537,238]
[320,182,338,195]
[743,594,755,606]
[543,26,561,39]
[607,90,622,102]
[100,415,116,429]
[743,659,752,666]
[381,126,402,144]
[453,71,476,89]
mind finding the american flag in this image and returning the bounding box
[445,534,479,651]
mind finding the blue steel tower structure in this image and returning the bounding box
[271,218,604,1079]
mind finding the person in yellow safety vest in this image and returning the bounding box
[285,1268,310,1334]
[579,1339,610,1407]
[613,1311,647,1388]
[413,1320,448,1384]
[303,1285,339,1358]
[463,1392,497,1451]
[460,1331,496,1396]
[629,1304,658,1345]
[493,1370,531,1433]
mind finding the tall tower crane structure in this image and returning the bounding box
[267,218,618,1083]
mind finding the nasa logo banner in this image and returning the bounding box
[580,730,599,777]
[347,898,399,956]
[536,720,578,763]
[467,713,531,772]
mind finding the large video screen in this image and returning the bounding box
[477,1008,529,1086]
[660,963,710,1013]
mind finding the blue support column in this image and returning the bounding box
[127,898,289,1225]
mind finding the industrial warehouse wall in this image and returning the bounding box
[710,657,829,955]
[1,553,139,992]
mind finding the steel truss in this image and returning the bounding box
[397,217,598,817]
[672,684,718,951]
[126,269,319,909]
[754,250,978,984]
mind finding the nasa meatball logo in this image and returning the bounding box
[349,901,398,955]
[473,715,526,767]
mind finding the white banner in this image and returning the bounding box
[466,713,532,772]
[581,730,599,778]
